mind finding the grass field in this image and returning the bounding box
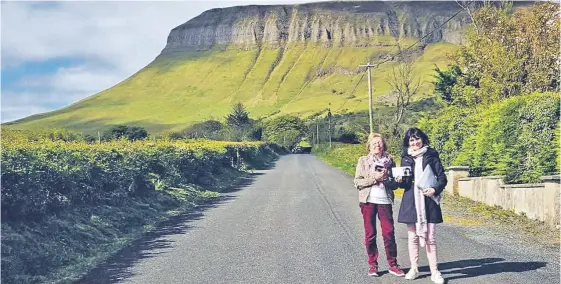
[5,41,457,135]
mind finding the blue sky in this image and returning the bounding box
[1,0,317,123]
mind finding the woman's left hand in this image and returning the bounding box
[422,188,436,197]
[372,170,387,182]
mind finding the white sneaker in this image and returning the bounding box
[431,271,445,284]
[404,267,419,280]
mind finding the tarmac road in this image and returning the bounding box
[77,154,560,284]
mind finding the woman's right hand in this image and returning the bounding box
[394,175,403,183]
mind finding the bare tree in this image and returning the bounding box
[456,0,495,35]
[387,59,420,137]
[456,0,479,34]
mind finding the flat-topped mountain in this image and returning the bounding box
[162,1,470,53]
[5,1,534,134]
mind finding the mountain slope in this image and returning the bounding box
[6,1,477,134]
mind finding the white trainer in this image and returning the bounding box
[431,271,445,284]
[405,267,419,280]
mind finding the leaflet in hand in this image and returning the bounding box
[417,166,442,205]
[391,166,412,177]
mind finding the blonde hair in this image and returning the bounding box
[366,133,388,153]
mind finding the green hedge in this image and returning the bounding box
[419,92,559,183]
[1,136,283,283]
[1,138,281,221]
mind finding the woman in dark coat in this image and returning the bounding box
[394,128,447,284]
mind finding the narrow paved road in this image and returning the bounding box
[79,155,559,284]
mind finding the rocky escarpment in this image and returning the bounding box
[162,1,474,54]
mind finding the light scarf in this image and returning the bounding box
[408,146,429,247]
[407,146,428,158]
[368,153,392,175]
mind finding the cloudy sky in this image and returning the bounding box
[1,0,322,123]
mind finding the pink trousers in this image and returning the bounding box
[407,223,438,272]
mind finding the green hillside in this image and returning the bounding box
[6,39,457,134]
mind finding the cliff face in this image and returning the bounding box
[162,1,473,54]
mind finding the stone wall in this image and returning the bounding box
[445,167,560,229]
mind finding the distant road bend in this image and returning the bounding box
[78,155,560,284]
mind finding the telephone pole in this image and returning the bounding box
[327,104,332,148]
[312,131,315,146]
[316,118,320,145]
[359,62,375,134]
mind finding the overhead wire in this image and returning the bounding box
[333,1,472,113]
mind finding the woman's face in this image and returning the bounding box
[369,137,384,155]
[409,136,423,151]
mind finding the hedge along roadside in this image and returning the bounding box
[419,92,560,183]
[1,139,284,221]
[1,138,284,283]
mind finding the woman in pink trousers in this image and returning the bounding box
[395,128,447,284]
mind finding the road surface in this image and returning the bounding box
[78,155,560,284]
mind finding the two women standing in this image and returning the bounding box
[354,128,447,284]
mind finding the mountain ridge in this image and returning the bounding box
[162,1,472,54]
[4,1,535,134]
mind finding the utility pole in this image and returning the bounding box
[97,130,101,144]
[312,131,315,146]
[327,104,332,148]
[359,62,375,134]
[316,118,320,145]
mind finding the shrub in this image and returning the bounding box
[1,139,280,221]
[420,92,559,183]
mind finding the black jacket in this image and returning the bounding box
[397,148,447,224]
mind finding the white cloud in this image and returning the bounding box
[3,64,127,123]
[1,1,324,123]
[1,89,87,123]
[2,1,214,69]
[16,65,125,92]
[1,105,52,123]
[47,65,126,93]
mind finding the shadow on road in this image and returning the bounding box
[416,257,547,280]
[218,172,265,193]
[75,171,267,284]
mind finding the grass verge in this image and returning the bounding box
[441,194,560,246]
